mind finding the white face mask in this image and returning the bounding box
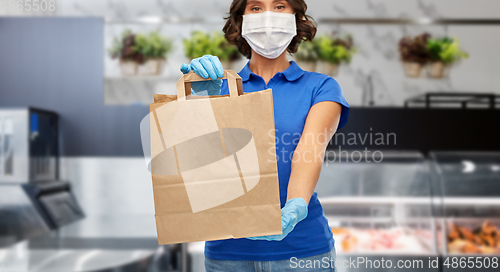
[241,11,297,59]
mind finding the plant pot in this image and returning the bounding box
[319,61,339,77]
[296,61,317,72]
[119,60,138,76]
[138,58,166,76]
[402,62,423,78]
[428,61,446,78]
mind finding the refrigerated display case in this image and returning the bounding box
[429,152,500,258]
[316,151,438,271]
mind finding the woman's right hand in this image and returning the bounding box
[180,55,224,96]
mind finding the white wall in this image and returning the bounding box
[4,0,500,106]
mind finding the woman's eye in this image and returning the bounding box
[251,6,261,11]
[275,5,285,10]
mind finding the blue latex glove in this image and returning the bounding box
[246,198,308,241]
[180,55,224,96]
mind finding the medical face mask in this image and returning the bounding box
[241,11,297,59]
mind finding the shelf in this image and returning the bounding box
[104,75,178,81]
[318,18,500,25]
[319,196,431,205]
[326,216,394,223]
[404,92,499,109]
[319,196,500,206]
[105,17,225,25]
[104,17,500,25]
[104,75,178,105]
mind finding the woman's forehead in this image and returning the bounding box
[246,0,288,5]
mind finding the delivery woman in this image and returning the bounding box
[180,0,349,271]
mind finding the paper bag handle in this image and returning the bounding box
[176,70,243,101]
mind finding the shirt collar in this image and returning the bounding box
[238,60,305,82]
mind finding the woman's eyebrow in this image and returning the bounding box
[247,0,285,6]
[246,0,262,5]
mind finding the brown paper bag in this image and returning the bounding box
[149,70,282,245]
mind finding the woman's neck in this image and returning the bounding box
[248,50,290,84]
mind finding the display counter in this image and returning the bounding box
[315,150,500,271]
[316,151,438,271]
[430,152,500,259]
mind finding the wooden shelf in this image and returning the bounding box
[105,17,500,25]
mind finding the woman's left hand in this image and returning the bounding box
[246,198,308,241]
[180,55,224,96]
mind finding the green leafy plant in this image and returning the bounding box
[314,33,357,65]
[108,29,173,63]
[108,29,145,64]
[295,40,318,62]
[183,31,212,60]
[183,31,241,62]
[427,37,468,65]
[209,32,241,62]
[135,31,174,59]
[398,33,432,64]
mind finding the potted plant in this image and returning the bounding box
[398,33,432,78]
[136,31,173,75]
[108,29,173,76]
[183,31,241,70]
[183,31,212,60]
[315,33,356,76]
[210,32,241,70]
[294,40,318,72]
[108,29,145,76]
[135,31,174,75]
[427,37,468,78]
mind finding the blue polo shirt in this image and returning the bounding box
[204,60,350,261]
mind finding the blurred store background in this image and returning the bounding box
[1,0,500,271]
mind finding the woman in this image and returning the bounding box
[180,0,349,271]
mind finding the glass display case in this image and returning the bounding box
[429,152,500,257]
[316,150,438,271]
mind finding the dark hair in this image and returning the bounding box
[223,0,317,59]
